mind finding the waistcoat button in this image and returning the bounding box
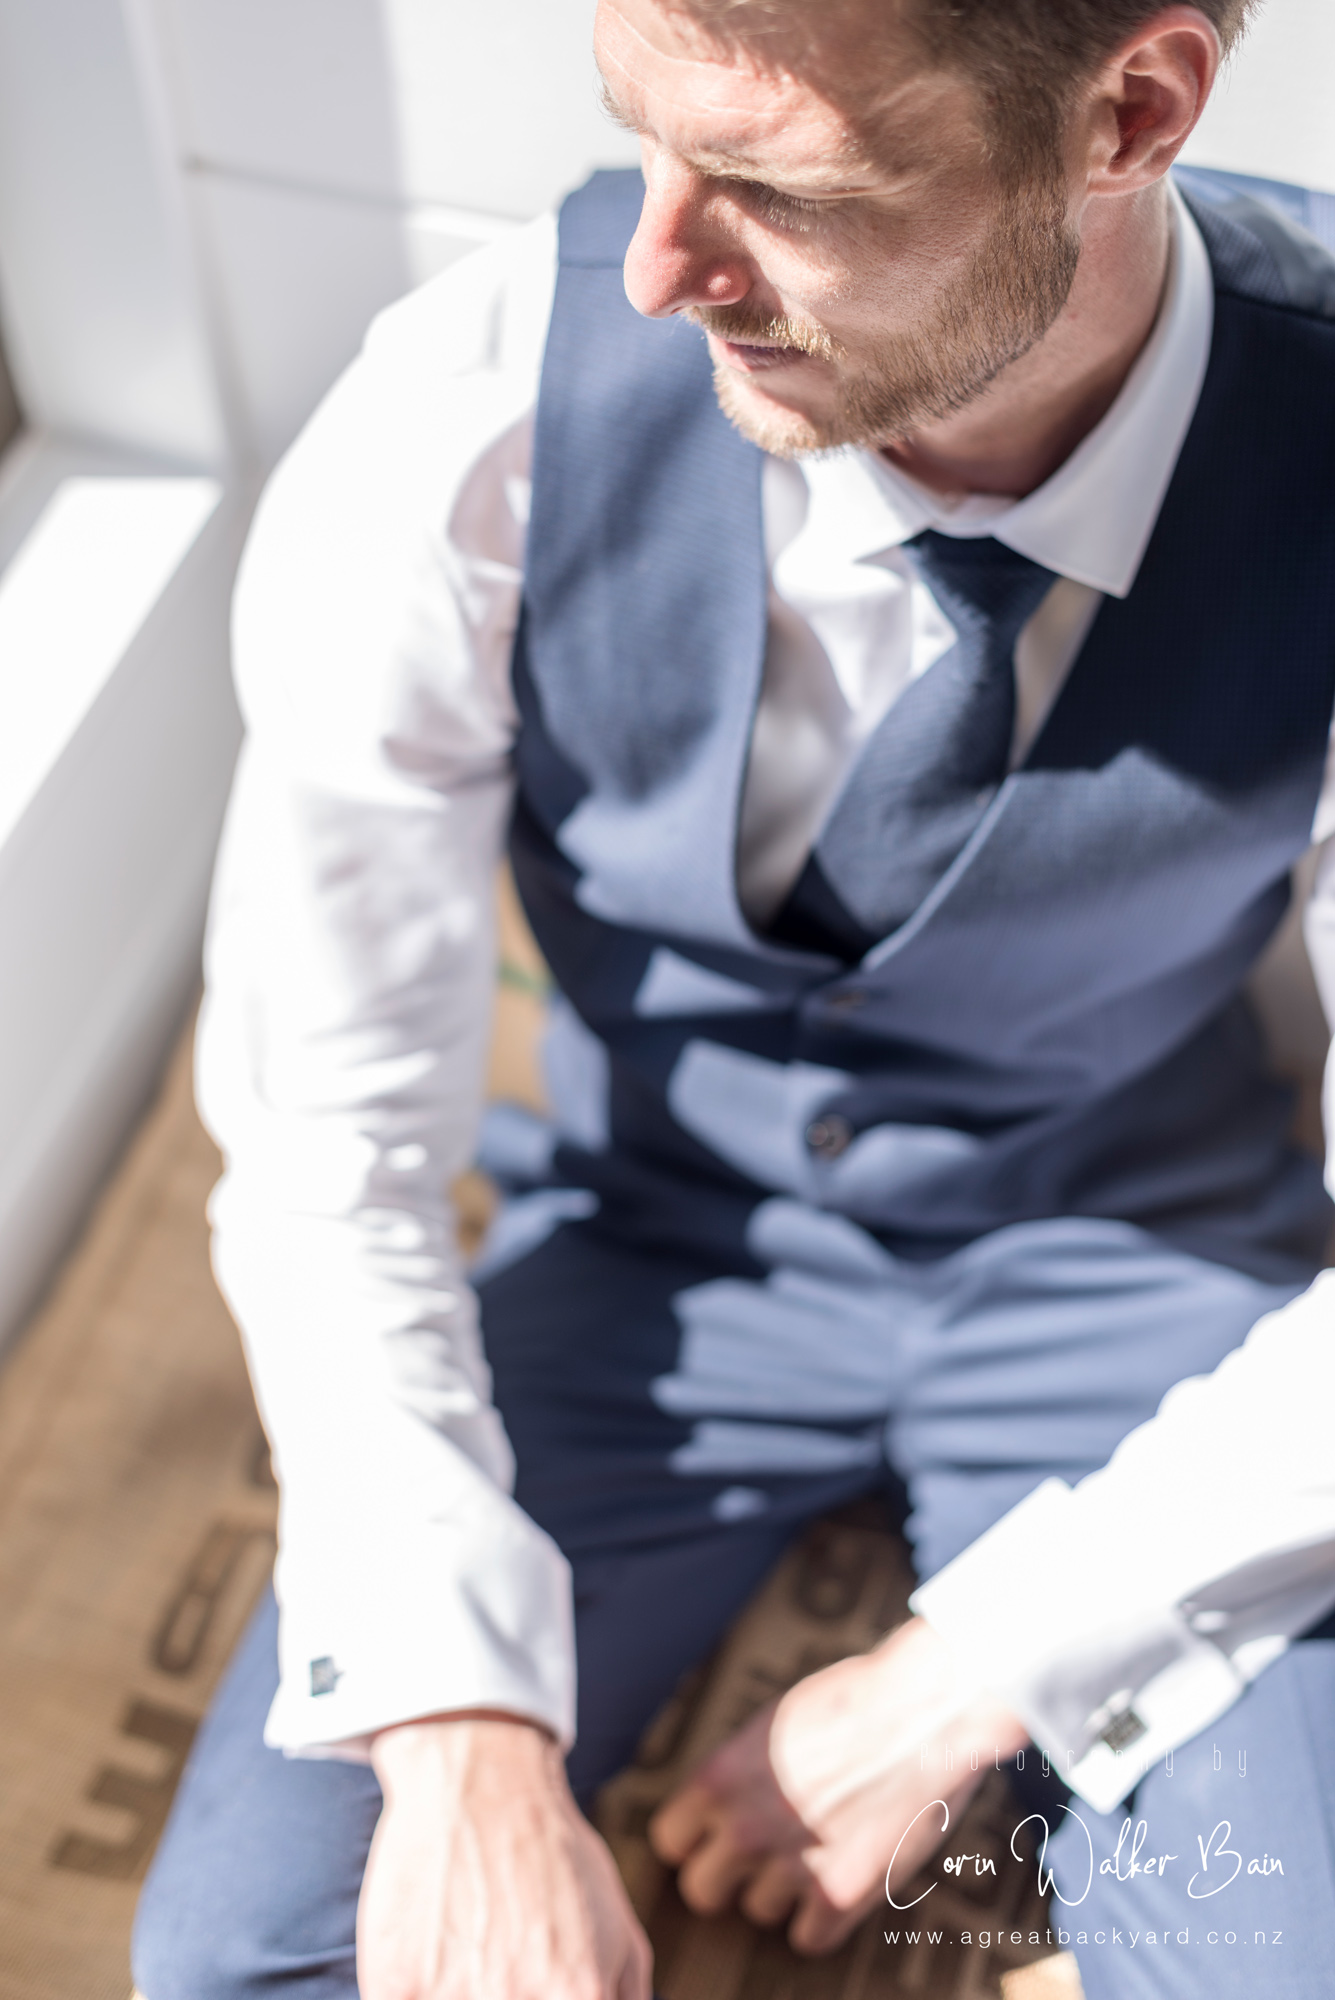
[805,1114,854,1160]
[826,989,867,1013]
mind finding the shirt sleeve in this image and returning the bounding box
[913,839,1335,1816]
[196,217,578,1759]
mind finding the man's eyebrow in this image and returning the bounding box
[597,77,877,192]
[598,75,644,133]
[696,153,878,193]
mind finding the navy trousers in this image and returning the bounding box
[134,1201,1335,2000]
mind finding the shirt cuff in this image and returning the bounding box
[909,1480,1256,1816]
[263,1498,577,1761]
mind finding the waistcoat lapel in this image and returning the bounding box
[518,171,767,950]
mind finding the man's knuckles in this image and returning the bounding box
[739,1857,806,1928]
[676,1837,758,1913]
[646,1810,707,1866]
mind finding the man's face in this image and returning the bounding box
[594,0,1082,457]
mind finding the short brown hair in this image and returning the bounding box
[674,0,1255,180]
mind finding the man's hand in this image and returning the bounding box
[648,1616,1028,1955]
[361,1713,653,2000]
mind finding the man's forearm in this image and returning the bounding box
[362,1712,653,2000]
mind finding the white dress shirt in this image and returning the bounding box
[198,183,1335,1807]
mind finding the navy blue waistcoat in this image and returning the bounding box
[508,167,1335,1282]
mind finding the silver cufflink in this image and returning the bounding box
[1099,1707,1147,1753]
[310,1657,343,1696]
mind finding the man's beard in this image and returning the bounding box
[689,180,1081,458]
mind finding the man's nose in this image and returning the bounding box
[623,153,754,320]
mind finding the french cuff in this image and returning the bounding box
[909,1479,1256,1817]
[262,1506,577,1762]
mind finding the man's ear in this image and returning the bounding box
[1078,5,1220,198]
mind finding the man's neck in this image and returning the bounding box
[881,182,1174,502]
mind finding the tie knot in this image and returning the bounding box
[906,530,1056,642]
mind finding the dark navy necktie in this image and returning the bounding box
[771,531,1058,958]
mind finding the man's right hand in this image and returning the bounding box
[361,1713,653,2000]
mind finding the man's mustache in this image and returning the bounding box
[684,303,839,362]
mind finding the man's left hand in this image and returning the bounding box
[647,1615,1029,1955]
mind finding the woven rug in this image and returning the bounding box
[0,878,1080,2000]
[0,1029,276,2000]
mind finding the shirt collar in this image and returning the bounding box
[795,179,1214,599]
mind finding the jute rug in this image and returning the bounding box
[0,1025,276,2000]
[0,874,1080,2000]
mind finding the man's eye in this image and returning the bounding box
[732,180,823,228]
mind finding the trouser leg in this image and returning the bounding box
[1045,1616,1335,2000]
[480,1215,895,1800]
[133,1217,882,1999]
[131,1591,380,2000]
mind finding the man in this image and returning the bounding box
[134,2,1335,1997]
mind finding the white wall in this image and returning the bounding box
[1181,0,1335,196]
[0,459,249,1348]
[0,0,225,467]
[0,0,643,474]
[146,0,639,466]
[0,0,247,1353]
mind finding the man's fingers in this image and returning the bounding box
[675,1828,758,1915]
[738,1853,807,1929]
[647,1783,713,1866]
[787,1878,866,1958]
